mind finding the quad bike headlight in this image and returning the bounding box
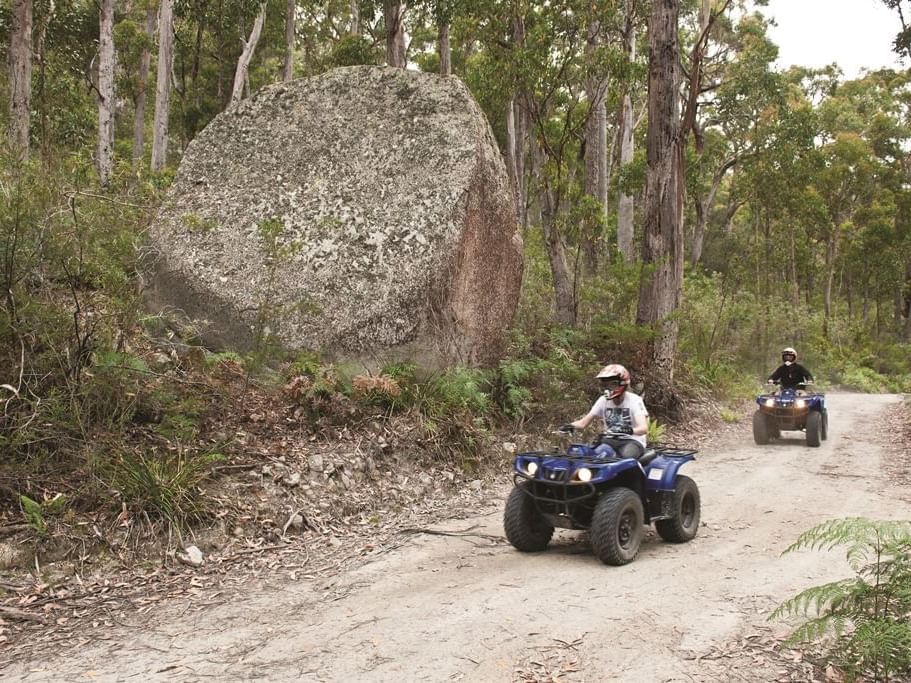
[795,398,806,408]
[576,467,592,483]
[764,398,775,407]
[526,461,539,476]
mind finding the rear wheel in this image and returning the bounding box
[504,483,554,552]
[753,410,770,445]
[821,409,829,441]
[591,488,644,566]
[806,411,822,447]
[655,475,701,543]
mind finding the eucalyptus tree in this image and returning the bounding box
[231,3,267,103]
[8,0,33,160]
[616,0,645,262]
[635,0,681,373]
[120,3,157,167]
[497,1,623,325]
[96,0,115,185]
[383,1,405,66]
[151,0,174,171]
[688,9,782,267]
[634,0,736,374]
[283,0,295,80]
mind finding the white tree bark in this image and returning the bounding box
[8,0,33,161]
[232,3,267,105]
[132,7,157,168]
[617,0,637,262]
[438,21,451,75]
[349,0,360,35]
[384,2,406,68]
[283,0,295,82]
[97,0,116,185]
[636,0,682,377]
[151,0,175,172]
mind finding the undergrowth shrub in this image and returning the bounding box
[104,448,223,530]
[1,156,154,461]
[772,518,911,682]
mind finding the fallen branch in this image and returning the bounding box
[399,526,503,543]
[0,606,47,623]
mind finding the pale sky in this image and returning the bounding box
[758,0,905,79]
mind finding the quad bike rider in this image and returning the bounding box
[504,363,701,566]
[754,347,828,447]
[767,347,813,389]
[561,364,648,460]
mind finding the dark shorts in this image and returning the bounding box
[601,437,645,460]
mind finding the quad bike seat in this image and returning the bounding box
[639,449,658,467]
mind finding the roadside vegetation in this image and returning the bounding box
[2,0,911,676]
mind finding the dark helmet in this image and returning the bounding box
[596,363,630,400]
[782,347,797,364]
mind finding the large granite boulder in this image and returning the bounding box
[145,66,522,367]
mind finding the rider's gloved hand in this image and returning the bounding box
[558,424,575,433]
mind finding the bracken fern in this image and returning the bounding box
[771,518,911,682]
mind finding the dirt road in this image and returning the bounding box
[7,393,906,682]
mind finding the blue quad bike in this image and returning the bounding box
[753,381,828,447]
[504,433,701,566]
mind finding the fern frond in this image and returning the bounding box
[774,517,911,681]
[771,578,861,620]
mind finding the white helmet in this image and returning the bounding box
[596,364,630,400]
[782,347,797,364]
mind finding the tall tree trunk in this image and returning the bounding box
[617,0,637,262]
[583,20,608,274]
[789,225,800,308]
[132,6,156,168]
[636,0,682,377]
[283,0,295,82]
[690,157,735,266]
[438,20,451,75]
[97,0,116,186]
[232,3,266,105]
[505,97,518,216]
[8,0,33,161]
[151,0,175,172]
[903,259,911,340]
[823,230,838,339]
[542,187,576,326]
[384,2,406,68]
[35,0,55,158]
[510,14,528,229]
[349,0,360,35]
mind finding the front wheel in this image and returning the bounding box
[504,483,554,552]
[655,475,701,543]
[806,411,822,447]
[821,409,828,441]
[753,410,770,445]
[591,488,644,566]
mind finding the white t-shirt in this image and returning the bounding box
[586,391,649,448]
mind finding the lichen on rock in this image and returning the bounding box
[145,66,522,367]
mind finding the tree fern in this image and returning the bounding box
[772,517,911,682]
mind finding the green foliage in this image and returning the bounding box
[17,493,68,535]
[719,408,741,423]
[772,518,911,682]
[181,213,218,233]
[19,495,48,535]
[106,449,222,530]
[204,350,246,370]
[646,418,666,443]
[327,34,381,67]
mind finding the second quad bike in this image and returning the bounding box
[753,381,828,447]
[503,433,701,566]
